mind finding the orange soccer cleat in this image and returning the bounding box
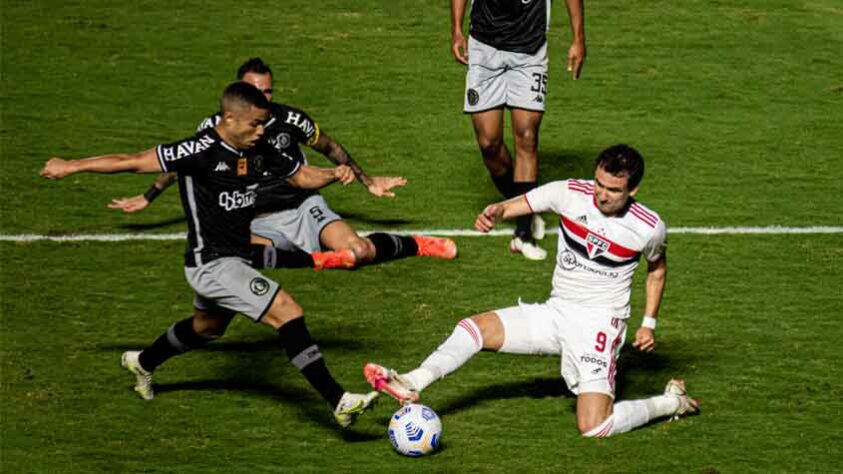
[312,248,357,270]
[412,235,457,260]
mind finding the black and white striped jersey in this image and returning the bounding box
[197,102,321,213]
[157,128,300,267]
[469,0,551,54]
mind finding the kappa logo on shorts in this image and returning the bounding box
[467,88,479,106]
[249,277,270,296]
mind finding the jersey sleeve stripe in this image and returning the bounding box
[523,194,534,213]
[629,207,657,228]
[155,145,168,172]
[630,203,658,221]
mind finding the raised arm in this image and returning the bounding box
[632,254,667,353]
[564,0,586,80]
[310,131,406,198]
[40,148,162,180]
[451,0,469,64]
[286,164,355,190]
[474,195,534,232]
[108,172,178,213]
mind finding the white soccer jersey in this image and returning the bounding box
[525,179,667,317]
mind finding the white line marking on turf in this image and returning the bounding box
[1,226,841,242]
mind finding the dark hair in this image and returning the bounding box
[595,144,645,190]
[236,57,272,79]
[220,81,270,113]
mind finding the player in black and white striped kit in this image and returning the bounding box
[111,58,458,270]
[451,0,586,260]
[41,82,378,428]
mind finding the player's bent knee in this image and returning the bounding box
[351,239,375,262]
[261,291,304,329]
[471,312,504,350]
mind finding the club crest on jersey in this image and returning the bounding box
[586,233,610,259]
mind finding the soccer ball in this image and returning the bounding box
[388,404,442,457]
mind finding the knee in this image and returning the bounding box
[470,313,504,350]
[192,312,232,339]
[261,291,304,330]
[477,135,504,158]
[578,417,607,436]
[513,126,538,150]
[351,238,376,262]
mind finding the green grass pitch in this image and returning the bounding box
[2,0,842,472]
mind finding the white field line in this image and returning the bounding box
[1,226,842,242]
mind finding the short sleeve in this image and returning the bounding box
[642,220,667,262]
[524,180,571,215]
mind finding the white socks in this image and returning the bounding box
[404,318,483,392]
[583,395,681,437]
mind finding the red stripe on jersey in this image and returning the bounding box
[568,180,594,194]
[560,216,640,259]
[628,207,657,228]
[630,202,657,221]
[522,194,534,213]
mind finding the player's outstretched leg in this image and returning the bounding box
[582,379,699,438]
[312,248,357,270]
[334,391,380,428]
[365,316,488,404]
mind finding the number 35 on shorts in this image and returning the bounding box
[531,73,548,103]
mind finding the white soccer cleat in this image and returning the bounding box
[364,363,420,405]
[333,391,379,428]
[510,236,548,261]
[664,379,699,421]
[121,351,154,401]
[531,214,546,241]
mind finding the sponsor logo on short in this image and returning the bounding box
[533,94,544,103]
[467,88,479,106]
[214,161,231,172]
[160,135,216,161]
[218,187,257,211]
[580,354,608,368]
[558,249,619,278]
[249,277,270,296]
[586,233,610,259]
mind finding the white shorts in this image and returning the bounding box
[184,257,280,322]
[496,300,627,397]
[250,194,342,253]
[464,36,548,113]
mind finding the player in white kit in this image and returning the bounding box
[365,144,699,437]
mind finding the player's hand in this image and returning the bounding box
[452,31,468,65]
[367,176,407,198]
[632,327,656,353]
[567,40,586,80]
[475,204,503,232]
[40,158,73,179]
[108,195,150,213]
[333,165,355,185]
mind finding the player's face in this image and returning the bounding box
[242,72,273,102]
[593,166,638,216]
[227,105,269,149]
